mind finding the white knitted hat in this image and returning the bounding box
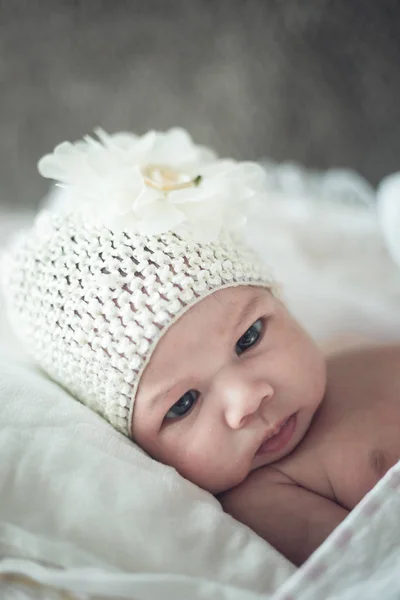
[2,128,275,437]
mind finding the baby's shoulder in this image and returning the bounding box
[326,341,400,371]
[326,343,400,408]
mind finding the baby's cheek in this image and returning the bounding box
[174,445,219,488]
[295,330,326,390]
[171,444,243,494]
[311,347,327,403]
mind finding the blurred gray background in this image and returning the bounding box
[1,0,400,211]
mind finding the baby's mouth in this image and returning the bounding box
[255,413,297,457]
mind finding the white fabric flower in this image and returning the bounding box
[38,128,267,242]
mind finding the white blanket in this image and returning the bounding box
[1,164,400,599]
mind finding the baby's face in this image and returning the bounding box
[132,286,326,494]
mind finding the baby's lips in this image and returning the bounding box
[255,413,297,457]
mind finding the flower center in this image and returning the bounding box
[141,164,202,192]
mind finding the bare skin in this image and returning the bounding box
[220,343,400,565]
[132,286,400,566]
[133,286,326,493]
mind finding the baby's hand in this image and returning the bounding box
[219,466,349,566]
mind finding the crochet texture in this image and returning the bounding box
[3,212,273,436]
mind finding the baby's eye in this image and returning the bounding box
[236,319,263,355]
[165,389,200,420]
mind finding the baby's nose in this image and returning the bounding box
[220,377,274,430]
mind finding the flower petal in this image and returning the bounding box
[230,161,268,191]
[37,127,268,242]
[38,142,85,182]
[129,130,157,163]
[135,200,185,235]
[132,184,162,211]
[149,128,197,167]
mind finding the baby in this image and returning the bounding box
[3,128,399,567]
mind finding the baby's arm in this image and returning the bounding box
[219,467,349,566]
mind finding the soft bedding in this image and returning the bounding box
[2,468,400,600]
[1,164,400,599]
